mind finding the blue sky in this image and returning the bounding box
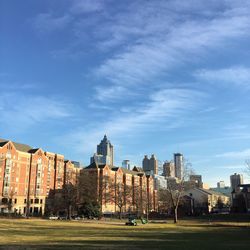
[1,0,250,186]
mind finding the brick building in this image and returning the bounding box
[82,162,158,215]
[0,139,80,216]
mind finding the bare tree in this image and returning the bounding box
[78,171,99,205]
[7,190,16,216]
[77,170,109,217]
[163,161,193,223]
[109,181,133,219]
[133,183,149,219]
[62,182,78,219]
[245,159,250,177]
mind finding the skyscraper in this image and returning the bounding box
[163,161,175,177]
[174,153,183,179]
[90,135,114,166]
[142,154,158,175]
[230,173,243,191]
[122,160,131,170]
[217,181,225,188]
[190,175,203,188]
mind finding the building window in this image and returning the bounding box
[40,199,43,204]
[24,199,27,204]
[14,198,17,204]
[35,199,39,204]
[31,199,33,204]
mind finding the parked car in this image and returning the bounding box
[49,216,59,220]
[71,215,82,220]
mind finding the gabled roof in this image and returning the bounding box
[0,138,32,152]
[85,162,107,169]
[28,148,40,154]
[195,188,227,196]
[132,166,144,173]
[0,140,8,147]
[119,167,140,176]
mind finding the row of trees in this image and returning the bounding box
[46,171,154,220]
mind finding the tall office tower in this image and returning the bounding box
[163,161,175,177]
[122,160,131,170]
[142,154,158,175]
[230,173,243,191]
[150,154,158,175]
[90,135,114,166]
[174,153,183,179]
[143,155,150,173]
[190,175,203,188]
[217,181,225,188]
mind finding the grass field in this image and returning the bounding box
[0,218,250,249]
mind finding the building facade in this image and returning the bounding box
[185,188,230,214]
[122,160,131,170]
[189,175,203,188]
[82,162,158,215]
[0,139,80,216]
[174,153,183,180]
[231,184,250,213]
[217,181,225,188]
[163,161,175,177]
[230,173,243,191]
[142,154,158,175]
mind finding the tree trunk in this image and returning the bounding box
[174,207,178,224]
[119,207,122,220]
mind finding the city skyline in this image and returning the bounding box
[1,1,250,186]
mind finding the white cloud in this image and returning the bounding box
[194,67,250,88]
[219,165,245,170]
[80,0,250,105]
[0,92,72,130]
[95,15,250,85]
[70,0,105,14]
[216,149,250,159]
[94,85,128,102]
[64,88,202,157]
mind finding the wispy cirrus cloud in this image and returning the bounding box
[216,148,250,159]
[86,1,250,102]
[194,66,250,88]
[65,88,203,155]
[70,0,105,14]
[0,92,72,131]
[219,164,245,170]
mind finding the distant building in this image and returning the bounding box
[154,175,167,190]
[217,181,225,188]
[90,135,114,166]
[163,161,175,177]
[166,177,180,189]
[231,184,250,213]
[122,160,131,170]
[230,173,243,191]
[202,183,210,189]
[174,153,183,179]
[189,175,203,188]
[185,188,230,214]
[90,153,107,165]
[142,154,158,175]
[210,186,232,197]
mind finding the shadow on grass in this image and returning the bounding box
[1,219,250,250]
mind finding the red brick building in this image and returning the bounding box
[82,162,158,215]
[0,139,80,216]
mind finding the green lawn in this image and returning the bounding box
[0,218,250,249]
